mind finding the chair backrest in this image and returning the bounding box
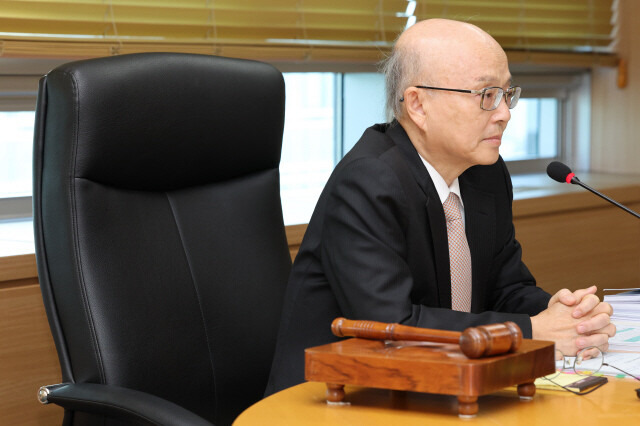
[33,52,291,425]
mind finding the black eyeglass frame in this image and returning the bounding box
[542,375,608,396]
[543,345,640,397]
[401,85,522,111]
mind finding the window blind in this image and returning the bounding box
[0,0,617,66]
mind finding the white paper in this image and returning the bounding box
[599,351,640,378]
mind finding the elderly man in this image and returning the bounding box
[266,19,614,395]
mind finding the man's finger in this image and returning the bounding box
[572,293,601,318]
[594,301,613,316]
[576,332,611,350]
[589,322,617,338]
[551,285,598,309]
[577,315,616,336]
[550,288,575,307]
[571,285,597,302]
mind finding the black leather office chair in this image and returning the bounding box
[33,52,291,426]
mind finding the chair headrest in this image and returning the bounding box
[42,52,285,190]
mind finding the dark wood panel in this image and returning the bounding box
[286,223,306,262]
[515,200,640,299]
[0,254,37,285]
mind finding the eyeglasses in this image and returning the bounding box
[543,346,640,396]
[402,85,521,111]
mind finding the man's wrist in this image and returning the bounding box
[530,314,541,340]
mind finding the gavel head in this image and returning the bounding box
[459,321,522,358]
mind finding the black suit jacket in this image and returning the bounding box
[266,122,551,395]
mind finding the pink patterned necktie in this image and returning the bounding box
[442,193,472,312]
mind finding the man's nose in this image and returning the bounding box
[493,95,511,122]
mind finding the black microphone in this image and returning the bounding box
[546,161,640,219]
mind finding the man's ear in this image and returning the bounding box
[402,88,428,131]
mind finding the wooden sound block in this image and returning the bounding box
[305,338,555,417]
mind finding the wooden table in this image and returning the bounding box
[234,378,639,425]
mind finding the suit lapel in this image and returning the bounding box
[459,174,495,313]
[386,123,452,308]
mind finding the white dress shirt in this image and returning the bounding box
[418,155,466,228]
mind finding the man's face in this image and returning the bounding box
[419,43,512,171]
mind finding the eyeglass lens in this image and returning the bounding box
[481,88,501,110]
[482,87,521,111]
[506,87,520,109]
[551,346,604,379]
[573,347,604,375]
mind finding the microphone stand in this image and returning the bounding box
[570,176,640,219]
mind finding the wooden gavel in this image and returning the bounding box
[331,318,522,359]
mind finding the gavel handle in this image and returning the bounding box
[331,318,522,359]
[331,318,461,343]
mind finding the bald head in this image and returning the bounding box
[398,18,501,53]
[383,19,508,120]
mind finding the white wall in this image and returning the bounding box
[591,0,640,174]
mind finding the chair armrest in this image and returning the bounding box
[38,383,213,426]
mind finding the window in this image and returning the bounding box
[280,72,386,225]
[502,98,559,161]
[0,111,35,199]
[341,73,386,156]
[503,72,590,175]
[280,73,337,225]
[279,71,588,225]
[0,70,590,227]
[0,73,39,221]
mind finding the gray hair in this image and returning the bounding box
[380,41,423,122]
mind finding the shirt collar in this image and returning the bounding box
[418,154,463,206]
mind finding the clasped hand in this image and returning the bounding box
[531,285,616,356]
